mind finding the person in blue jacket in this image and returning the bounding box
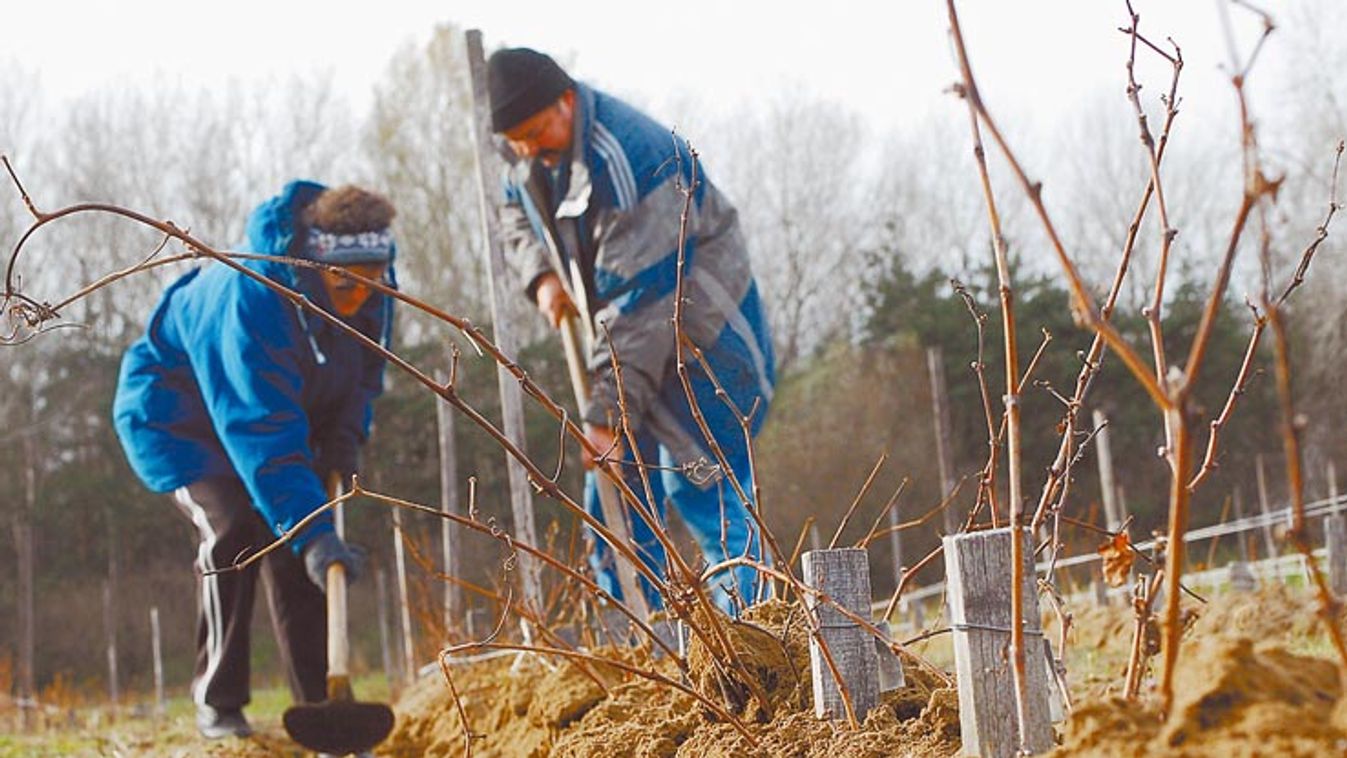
[112,181,396,740]
[488,48,776,612]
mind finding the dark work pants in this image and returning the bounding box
[172,475,327,710]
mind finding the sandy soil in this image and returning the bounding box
[8,583,1347,756]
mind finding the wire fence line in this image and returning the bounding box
[876,492,1347,618]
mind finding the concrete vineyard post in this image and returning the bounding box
[944,527,1053,757]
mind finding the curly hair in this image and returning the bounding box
[304,185,396,234]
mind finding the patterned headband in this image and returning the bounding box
[305,226,394,266]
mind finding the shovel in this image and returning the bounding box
[283,474,394,755]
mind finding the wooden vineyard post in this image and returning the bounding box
[945,527,1053,757]
[462,29,545,628]
[16,423,37,732]
[150,606,165,717]
[927,346,959,534]
[1092,409,1122,531]
[1232,487,1253,563]
[802,548,883,721]
[1328,462,1347,596]
[392,508,416,683]
[435,366,464,641]
[1228,561,1257,593]
[375,567,398,693]
[887,505,904,593]
[1255,454,1280,560]
[103,580,119,715]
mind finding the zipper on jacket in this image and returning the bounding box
[294,303,327,365]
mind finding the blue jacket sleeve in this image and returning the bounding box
[176,269,334,552]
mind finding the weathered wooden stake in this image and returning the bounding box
[1330,460,1340,511]
[1091,578,1108,608]
[1092,409,1122,531]
[392,508,416,683]
[150,606,164,717]
[802,548,882,721]
[435,366,463,641]
[1326,516,1347,597]
[16,424,37,731]
[375,566,397,693]
[463,29,544,626]
[945,527,1053,757]
[1327,462,1347,596]
[1255,454,1280,560]
[1232,487,1252,562]
[809,523,822,553]
[887,503,904,593]
[927,346,960,534]
[103,580,119,712]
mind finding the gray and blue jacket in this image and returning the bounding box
[112,180,394,551]
[502,82,775,468]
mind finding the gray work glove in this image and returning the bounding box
[302,532,367,592]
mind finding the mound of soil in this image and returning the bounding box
[1054,603,1347,757]
[383,599,960,757]
[381,585,1347,757]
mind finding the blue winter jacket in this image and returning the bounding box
[501,82,776,470]
[112,180,394,551]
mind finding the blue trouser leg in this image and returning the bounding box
[585,428,764,613]
[584,428,668,610]
[661,446,761,612]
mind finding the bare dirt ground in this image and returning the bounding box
[5,583,1347,756]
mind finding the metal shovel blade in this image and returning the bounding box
[283,699,394,755]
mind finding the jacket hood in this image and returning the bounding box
[245,180,327,256]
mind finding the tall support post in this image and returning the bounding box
[927,346,959,533]
[1330,460,1341,513]
[103,580,119,714]
[1232,487,1252,563]
[15,420,37,731]
[150,606,164,718]
[1092,409,1122,531]
[802,548,883,721]
[887,505,904,601]
[1326,460,1347,596]
[375,567,397,693]
[462,29,544,627]
[945,527,1053,757]
[1255,454,1279,560]
[435,366,463,640]
[104,512,120,715]
[392,508,416,683]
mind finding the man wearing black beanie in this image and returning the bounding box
[487,46,777,613]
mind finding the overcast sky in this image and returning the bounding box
[5,1,1306,142]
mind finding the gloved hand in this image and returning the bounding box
[302,532,367,592]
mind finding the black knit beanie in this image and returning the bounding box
[487,47,575,133]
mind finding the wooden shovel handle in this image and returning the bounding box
[325,474,351,687]
[558,315,651,620]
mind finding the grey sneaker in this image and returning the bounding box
[196,705,253,739]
